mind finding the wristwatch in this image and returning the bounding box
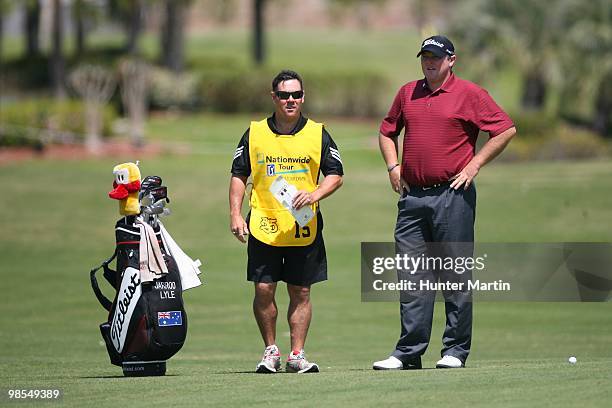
[387,163,400,172]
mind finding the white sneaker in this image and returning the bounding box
[286,350,319,373]
[256,345,281,373]
[436,355,464,368]
[373,356,403,370]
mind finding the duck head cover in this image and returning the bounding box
[109,162,141,216]
[91,165,202,376]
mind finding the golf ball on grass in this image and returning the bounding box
[568,356,577,364]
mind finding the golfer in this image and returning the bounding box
[373,36,516,370]
[229,70,343,373]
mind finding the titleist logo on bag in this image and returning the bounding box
[110,267,142,352]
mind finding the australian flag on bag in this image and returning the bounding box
[158,311,183,327]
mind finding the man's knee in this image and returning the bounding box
[254,282,276,303]
[287,284,311,303]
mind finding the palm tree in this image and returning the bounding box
[449,0,567,111]
[160,0,192,72]
[108,0,147,56]
[50,0,66,99]
[559,0,612,136]
[24,0,41,57]
[0,0,7,64]
[125,0,144,55]
[253,0,266,65]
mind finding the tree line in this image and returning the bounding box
[0,0,194,98]
[0,0,609,136]
[449,0,611,136]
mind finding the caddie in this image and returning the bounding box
[229,70,343,373]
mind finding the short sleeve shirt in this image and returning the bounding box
[379,73,514,186]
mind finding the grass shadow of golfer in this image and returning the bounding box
[347,368,438,372]
[213,370,282,375]
[80,374,181,379]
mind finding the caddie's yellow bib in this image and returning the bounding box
[249,118,322,246]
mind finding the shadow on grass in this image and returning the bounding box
[213,370,285,375]
[80,374,181,379]
[350,368,438,372]
[213,368,438,374]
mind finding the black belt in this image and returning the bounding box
[408,180,452,191]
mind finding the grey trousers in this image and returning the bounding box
[391,183,476,366]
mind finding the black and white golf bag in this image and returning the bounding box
[90,174,201,376]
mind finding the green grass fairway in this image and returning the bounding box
[1,118,611,406]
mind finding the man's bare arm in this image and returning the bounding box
[229,175,249,243]
[450,126,517,190]
[293,175,343,210]
[379,132,404,194]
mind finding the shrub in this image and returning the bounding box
[149,68,203,111]
[199,66,270,113]
[195,63,389,117]
[500,137,543,162]
[537,127,610,160]
[305,70,388,117]
[1,55,52,90]
[499,125,609,161]
[509,111,560,139]
[0,99,117,147]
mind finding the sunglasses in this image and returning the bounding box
[274,90,304,100]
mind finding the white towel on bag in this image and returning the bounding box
[158,221,202,291]
[136,217,168,282]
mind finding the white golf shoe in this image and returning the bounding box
[255,345,281,373]
[436,355,464,368]
[285,350,319,373]
[372,356,404,370]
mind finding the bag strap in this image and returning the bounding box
[90,249,118,312]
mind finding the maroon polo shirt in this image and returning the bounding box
[380,73,514,187]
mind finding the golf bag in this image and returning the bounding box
[90,172,200,376]
[91,217,187,376]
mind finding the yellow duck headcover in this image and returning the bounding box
[108,162,141,215]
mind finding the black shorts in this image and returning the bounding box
[247,212,327,286]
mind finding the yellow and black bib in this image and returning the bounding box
[249,118,322,247]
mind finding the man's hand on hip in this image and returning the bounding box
[450,127,516,190]
[450,161,480,190]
